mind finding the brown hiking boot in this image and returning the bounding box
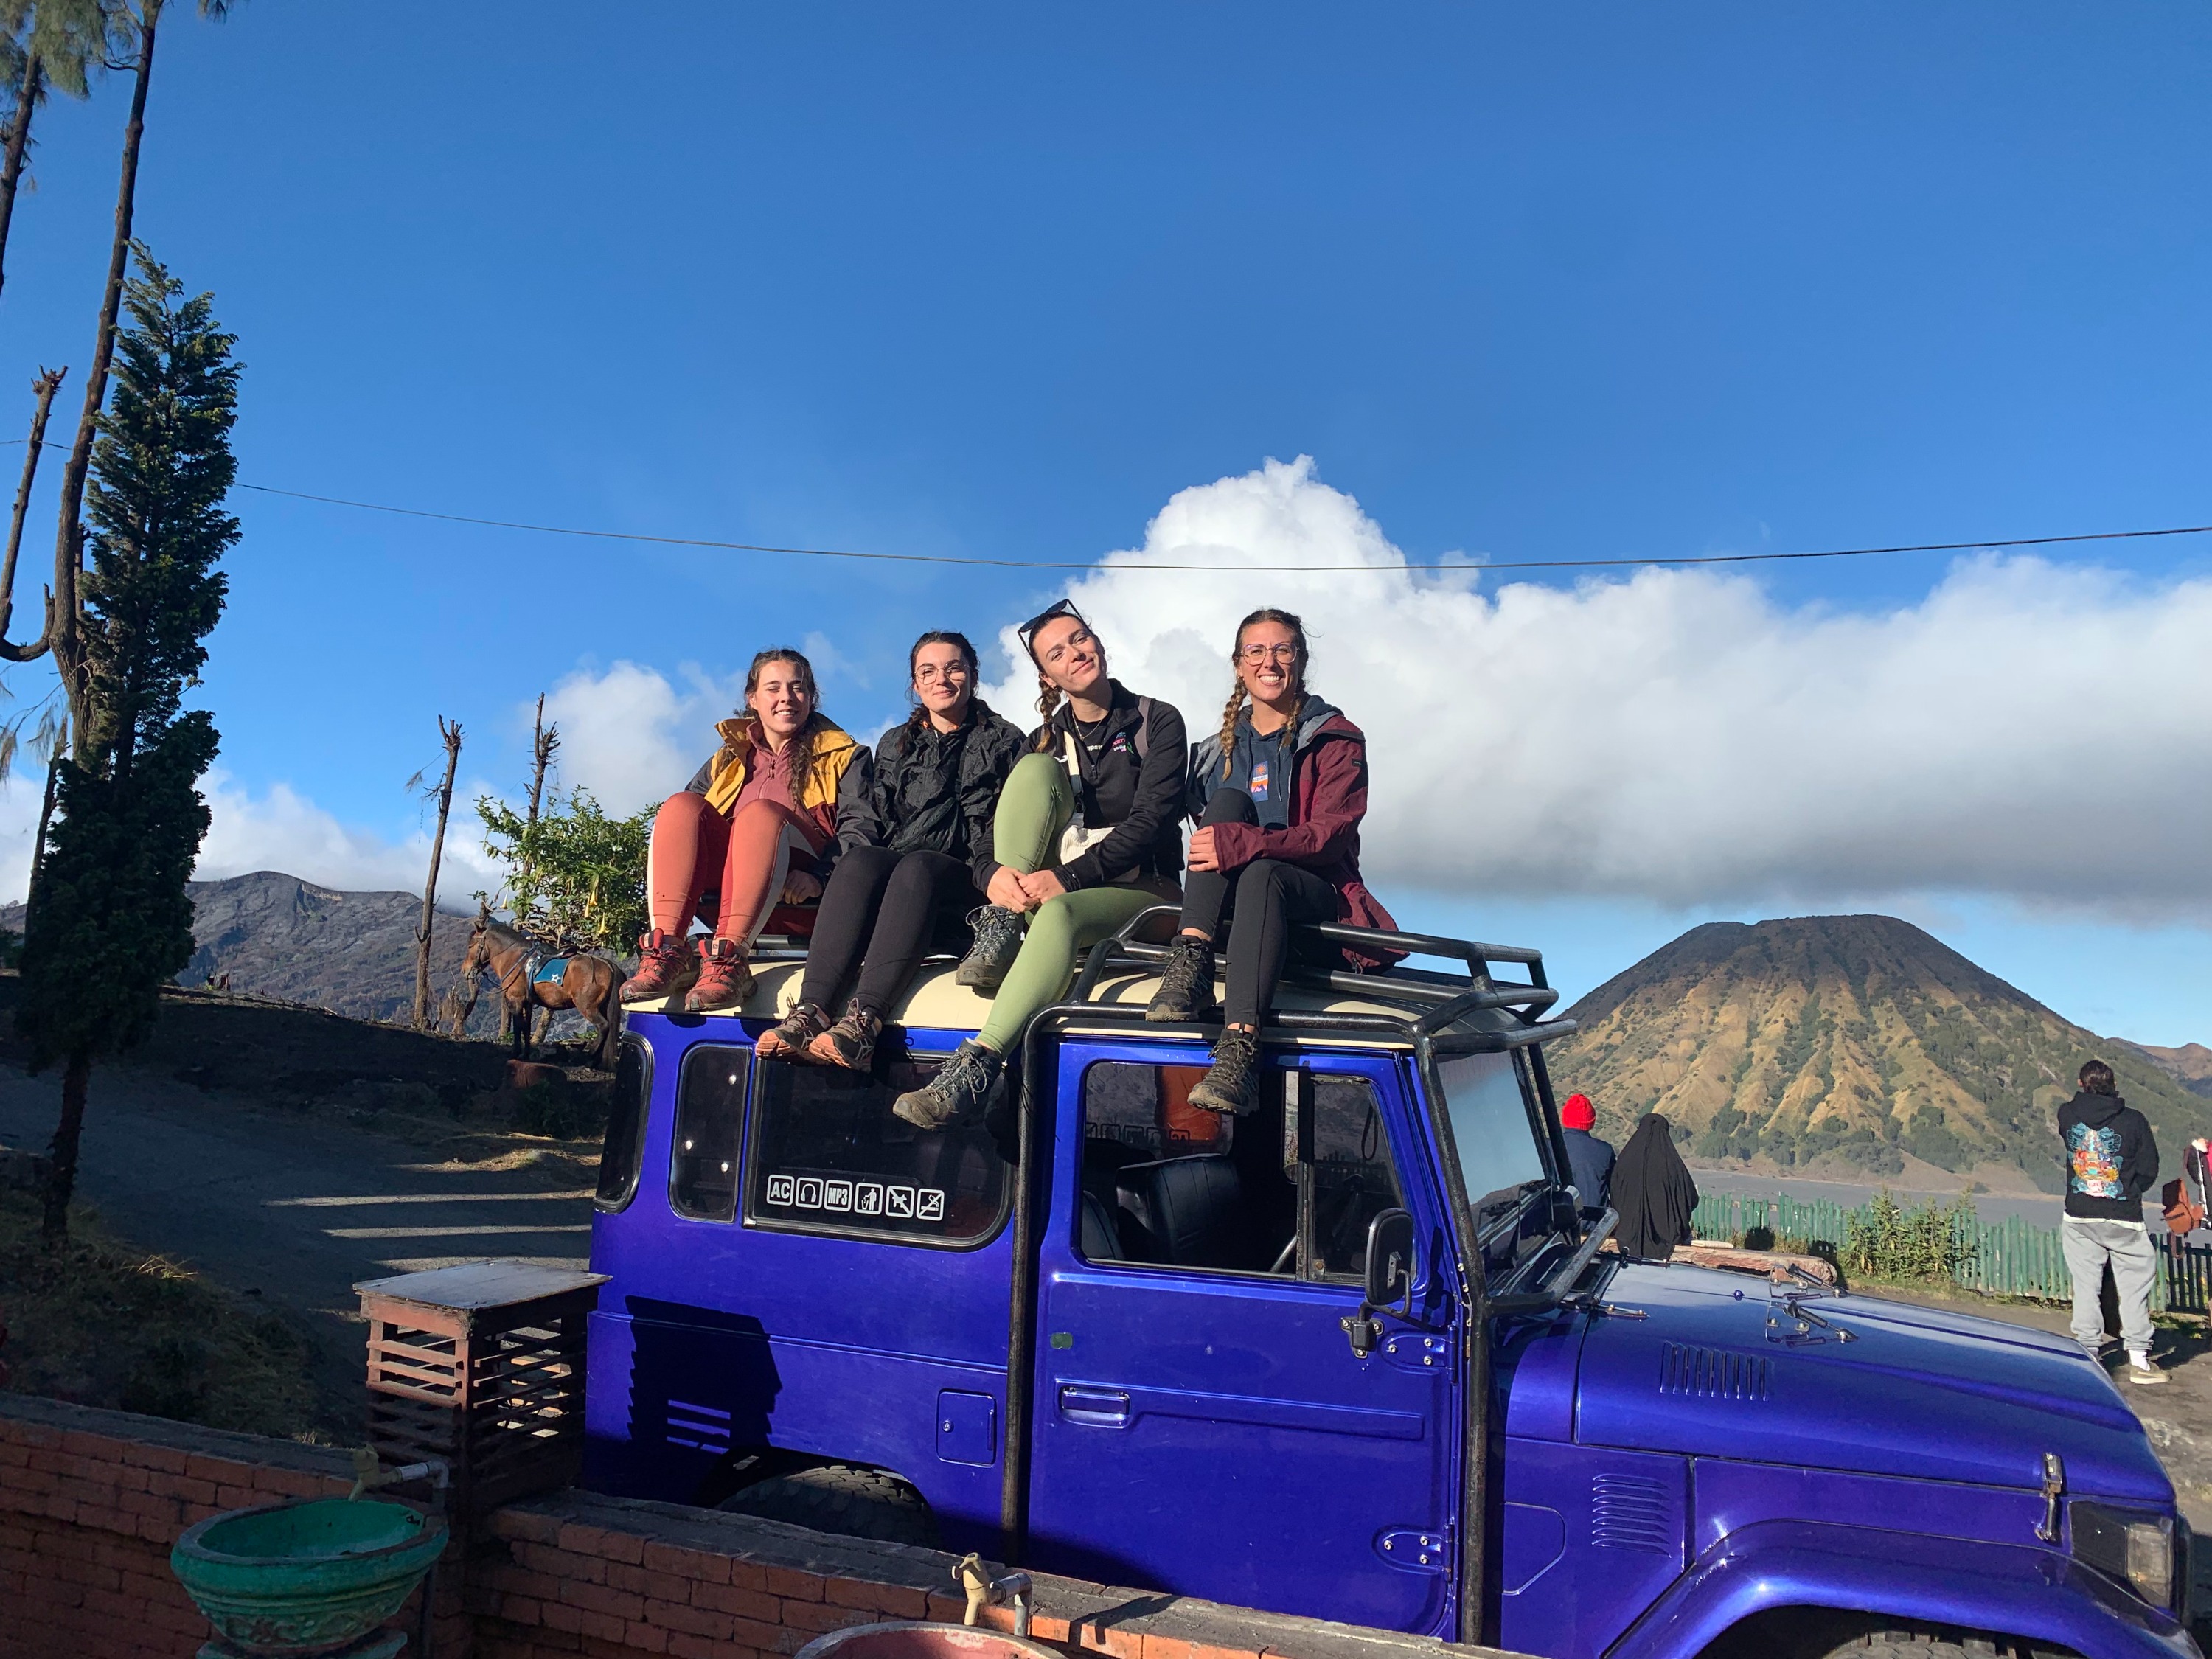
[807,1001,883,1071]
[756,1001,832,1062]
[684,938,754,1013]
[620,929,698,1004]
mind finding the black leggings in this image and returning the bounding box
[1177,788,1338,1028]
[799,846,981,1019]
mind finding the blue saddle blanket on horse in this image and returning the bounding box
[529,956,571,986]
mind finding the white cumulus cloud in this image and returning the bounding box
[985,456,2212,920]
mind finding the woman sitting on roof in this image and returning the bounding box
[891,600,1188,1130]
[619,647,869,1014]
[1146,608,1399,1115]
[753,630,1025,1071]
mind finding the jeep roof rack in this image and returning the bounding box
[1068,904,1576,1041]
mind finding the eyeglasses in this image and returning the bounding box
[914,663,971,685]
[1237,644,1300,664]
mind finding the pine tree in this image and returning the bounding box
[18,246,237,1239]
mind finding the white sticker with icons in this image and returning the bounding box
[768,1174,942,1222]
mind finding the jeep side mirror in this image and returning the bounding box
[1343,1208,1416,1359]
[1365,1208,1415,1309]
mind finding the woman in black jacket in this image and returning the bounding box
[891,601,1187,1129]
[755,631,1024,1071]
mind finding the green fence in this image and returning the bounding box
[1690,1189,2211,1313]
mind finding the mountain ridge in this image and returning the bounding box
[1546,914,2210,1194]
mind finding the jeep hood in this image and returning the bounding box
[1573,1264,2171,1505]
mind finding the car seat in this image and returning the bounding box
[1115,1155,1245,1267]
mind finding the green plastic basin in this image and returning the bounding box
[170,1498,447,1657]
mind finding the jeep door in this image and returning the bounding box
[1024,1040,1461,1635]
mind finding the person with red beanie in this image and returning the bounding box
[1559,1092,1614,1223]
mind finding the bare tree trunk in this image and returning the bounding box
[0,56,42,304]
[30,1,159,706]
[41,1045,90,1239]
[24,727,63,917]
[414,716,463,1032]
[1,366,66,641]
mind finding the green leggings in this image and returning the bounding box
[975,754,1163,1054]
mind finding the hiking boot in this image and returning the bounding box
[808,1001,883,1071]
[1146,935,1217,1023]
[620,929,698,1004]
[755,1001,832,1062]
[684,938,754,1013]
[1189,1028,1260,1116]
[956,905,1026,992]
[893,1040,1004,1130]
[2126,1353,2170,1386]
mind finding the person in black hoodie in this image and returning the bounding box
[2059,1058,2166,1384]
[754,632,1024,1071]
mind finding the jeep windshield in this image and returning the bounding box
[1435,1049,1549,1226]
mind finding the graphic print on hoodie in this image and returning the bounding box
[2057,1089,2160,1222]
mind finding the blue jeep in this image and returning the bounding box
[583,916,2196,1658]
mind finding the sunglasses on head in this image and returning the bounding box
[1018,599,1088,652]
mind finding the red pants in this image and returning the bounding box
[647,793,826,944]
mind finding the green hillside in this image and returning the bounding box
[1545,914,2211,1192]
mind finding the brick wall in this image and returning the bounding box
[1,1394,1519,1659]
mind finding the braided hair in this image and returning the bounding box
[1218,608,1308,776]
[897,630,989,755]
[742,647,822,786]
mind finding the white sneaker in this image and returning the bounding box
[2126,1354,2169,1386]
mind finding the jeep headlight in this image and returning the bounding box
[2070,1502,2178,1612]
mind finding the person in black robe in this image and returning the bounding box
[1612,1113,1700,1260]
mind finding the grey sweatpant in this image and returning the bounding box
[2062,1216,2157,1355]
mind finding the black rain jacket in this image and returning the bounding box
[849,703,1027,889]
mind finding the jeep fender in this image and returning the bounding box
[1601,1518,2197,1659]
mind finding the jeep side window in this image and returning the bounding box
[670,1046,748,1222]
[1310,1077,1405,1282]
[742,1057,1011,1248]
[1078,1061,1398,1282]
[594,1036,651,1212]
[1436,1050,1548,1225]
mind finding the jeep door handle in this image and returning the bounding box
[1057,1385,1131,1428]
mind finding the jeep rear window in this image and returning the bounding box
[742,1057,1011,1248]
[594,1037,652,1211]
[671,1046,750,1222]
[1436,1050,1546,1222]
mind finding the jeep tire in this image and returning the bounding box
[716,1464,940,1548]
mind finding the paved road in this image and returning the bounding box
[0,1062,593,1418]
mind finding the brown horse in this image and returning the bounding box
[462,917,625,1070]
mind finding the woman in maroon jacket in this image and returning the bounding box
[1147,607,1398,1113]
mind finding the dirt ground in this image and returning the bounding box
[0,975,605,1437]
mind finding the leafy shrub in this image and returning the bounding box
[1840,1190,1978,1282]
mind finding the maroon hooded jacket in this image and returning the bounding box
[1188,700,1402,971]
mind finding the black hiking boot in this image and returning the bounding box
[1145,935,1217,1023]
[755,1001,832,1063]
[893,1040,1004,1130]
[1189,1028,1260,1116]
[956,905,1026,992]
[807,1001,883,1072]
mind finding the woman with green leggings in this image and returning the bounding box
[893,600,1186,1128]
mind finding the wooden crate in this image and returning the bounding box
[357,1260,608,1514]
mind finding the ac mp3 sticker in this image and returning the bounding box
[770,1173,943,1222]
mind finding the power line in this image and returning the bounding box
[229,482,2212,574]
[10,440,2210,572]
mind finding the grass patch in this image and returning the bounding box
[0,1189,324,1441]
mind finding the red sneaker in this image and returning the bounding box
[619,930,697,1004]
[684,938,755,1013]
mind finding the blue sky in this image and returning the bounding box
[0,4,2206,1043]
